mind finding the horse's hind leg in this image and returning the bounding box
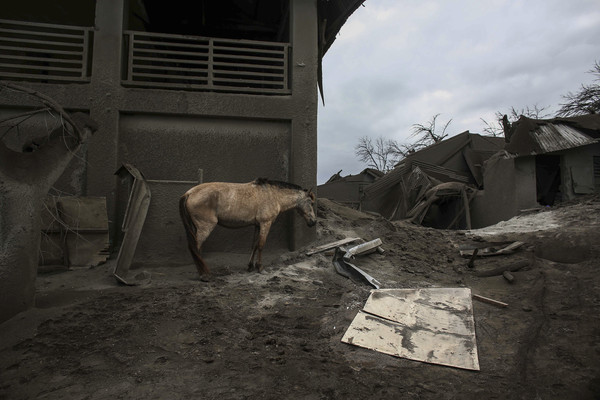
[193,221,216,281]
[255,221,272,273]
[248,225,260,271]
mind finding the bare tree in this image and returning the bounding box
[557,61,600,116]
[409,113,452,151]
[481,104,551,137]
[355,114,453,172]
[355,136,404,173]
[0,82,98,322]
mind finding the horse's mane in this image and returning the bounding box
[253,178,304,191]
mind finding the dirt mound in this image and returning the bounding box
[1,197,599,399]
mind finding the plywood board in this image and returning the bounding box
[341,288,480,371]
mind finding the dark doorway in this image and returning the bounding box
[535,155,561,206]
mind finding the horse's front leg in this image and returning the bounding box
[255,221,273,273]
[248,225,260,271]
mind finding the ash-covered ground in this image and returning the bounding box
[1,196,599,399]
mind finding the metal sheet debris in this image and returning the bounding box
[113,163,152,285]
[342,288,480,371]
[346,238,383,257]
[332,239,382,289]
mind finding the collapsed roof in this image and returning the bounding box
[365,132,505,198]
[361,132,505,223]
[325,168,383,184]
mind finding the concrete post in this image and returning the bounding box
[87,0,125,246]
[289,0,318,250]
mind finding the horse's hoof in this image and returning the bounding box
[257,264,264,273]
[199,274,211,282]
[247,263,255,272]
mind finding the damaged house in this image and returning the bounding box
[471,114,600,227]
[317,168,383,209]
[359,115,600,231]
[0,0,364,265]
[361,131,505,228]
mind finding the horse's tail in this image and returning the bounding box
[179,193,206,275]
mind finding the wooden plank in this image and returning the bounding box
[130,72,208,82]
[132,64,208,73]
[305,237,361,256]
[0,45,85,57]
[1,37,83,48]
[132,48,209,58]
[132,55,209,66]
[0,27,85,40]
[0,71,89,82]
[0,62,83,73]
[0,18,88,32]
[133,39,209,50]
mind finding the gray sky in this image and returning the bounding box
[317,0,600,183]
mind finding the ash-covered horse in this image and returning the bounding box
[179,178,316,280]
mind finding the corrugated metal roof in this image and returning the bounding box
[505,114,600,156]
[534,124,596,153]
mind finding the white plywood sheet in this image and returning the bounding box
[341,288,480,371]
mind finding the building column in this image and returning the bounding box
[87,0,125,246]
[290,0,318,249]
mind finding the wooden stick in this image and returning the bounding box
[472,294,508,308]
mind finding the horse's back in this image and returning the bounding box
[184,182,259,222]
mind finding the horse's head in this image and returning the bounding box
[297,189,317,227]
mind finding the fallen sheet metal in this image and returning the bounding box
[332,246,381,289]
[113,163,152,285]
[342,288,480,371]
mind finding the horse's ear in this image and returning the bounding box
[307,188,315,201]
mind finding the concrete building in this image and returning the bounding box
[0,0,364,264]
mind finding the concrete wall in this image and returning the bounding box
[471,155,537,228]
[560,143,600,199]
[0,0,318,262]
[120,115,292,263]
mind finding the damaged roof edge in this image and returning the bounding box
[317,0,366,102]
[319,0,366,56]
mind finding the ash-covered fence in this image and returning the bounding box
[122,30,291,95]
[0,19,92,83]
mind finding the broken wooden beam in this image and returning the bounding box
[305,237,361,256]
